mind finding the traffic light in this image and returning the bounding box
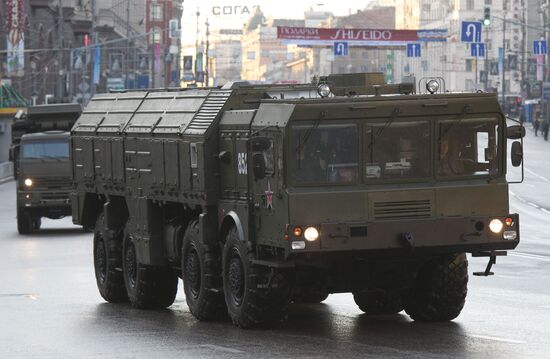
[483,7,491,26]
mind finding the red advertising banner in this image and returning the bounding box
[277,26,447,46]
[6,0,25,75]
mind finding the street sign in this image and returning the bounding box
[406,43,421,57]
[334,42,348,56]
[534,40,547,55]
[471,43,485,57]
[461,21,482,43]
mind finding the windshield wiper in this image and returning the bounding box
[368,107,401,150]
[41,155,63,162]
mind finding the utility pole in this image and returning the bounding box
[57,0,64,102]
[125,0,130,89]
[205,18,210,86]
[195,7,200,84]
[90,0,96,96]
[520,0,526,98]
[501,1,506,113]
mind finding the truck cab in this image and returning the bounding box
[16,131,72,233]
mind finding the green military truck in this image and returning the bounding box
[12,104,81,234]
[71,74,523,328]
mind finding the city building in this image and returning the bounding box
[394,0,524,106]
[0,0,179,105]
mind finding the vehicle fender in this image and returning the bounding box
[222,211,245,242]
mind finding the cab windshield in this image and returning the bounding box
[290,123,358,184]
[288,116,501,186]
[21,140,69,159]
[437,118,500,177]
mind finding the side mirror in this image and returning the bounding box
[250,137,271,152]
[511,141,523,167]
[252,153,266,180]
[507,125,525,139]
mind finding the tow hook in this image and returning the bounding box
[401,232,415,250]
[472,251,507,276]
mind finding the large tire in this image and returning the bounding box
[17,209,33,234]
[93,214,127,303]
[182,220,227,321]
[353,288,404,315]
[123,229,178,309]
[222,227,292,328]
[404,253,468,322]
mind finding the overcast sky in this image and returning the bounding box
[181,0,373,26]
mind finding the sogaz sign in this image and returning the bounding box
[212,5,259,16]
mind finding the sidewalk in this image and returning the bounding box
[0,162,14,184]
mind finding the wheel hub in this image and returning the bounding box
[185,248,201,298]
[228,255,244,305]
[95,237,107,283]
[125,242,137,288]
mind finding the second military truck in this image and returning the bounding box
[13,104,81,234]
[71,74,522,328]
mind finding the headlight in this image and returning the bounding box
[489,219,503,233]
[304,227,320,242]
[317,83,331,98]
[24,178,33,187]
[426,80,440,94]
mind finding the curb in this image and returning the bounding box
[0,177,14,185]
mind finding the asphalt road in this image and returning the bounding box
[1,128,549,358]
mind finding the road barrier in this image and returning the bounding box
[0,162,14,183]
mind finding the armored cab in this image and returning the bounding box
[72,74,523,328]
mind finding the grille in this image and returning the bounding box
[32,177,72,189]
[373,199,432,220]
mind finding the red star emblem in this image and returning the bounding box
[265,181,274,210]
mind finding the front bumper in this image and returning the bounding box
[288,214,520,254]
[18,190,71,214]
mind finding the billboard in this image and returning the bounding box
[6,0,25,76]
[277,27,447,47]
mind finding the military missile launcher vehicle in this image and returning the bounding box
[71,73,523,328]
[13,104,81,234]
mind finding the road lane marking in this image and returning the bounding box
[525,168,550,182]
[510,252,550,262]
[510,191,550,213]
[470,334,526,344]
[198,345,244,354]
[0,293,40,299]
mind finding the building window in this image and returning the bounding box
[422,4,431,12]
[485,0,492,4]
[152,27,161,44]
[466,0,474,10]
[261,49,269,58]
[151,4,163,21]
[247,51,256,60]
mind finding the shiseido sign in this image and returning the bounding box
[278,26,417,42]
[277,26,447,46]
